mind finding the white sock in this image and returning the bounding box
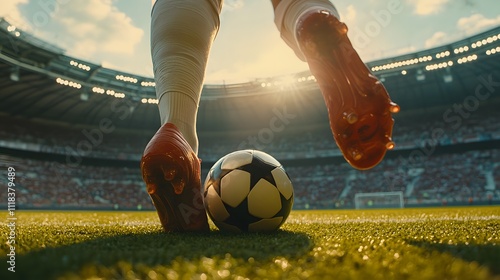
[274,0,339,61]
[151,0,223,154]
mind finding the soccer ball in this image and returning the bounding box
[203,150,294,232]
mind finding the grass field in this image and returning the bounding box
[1,207,499,280]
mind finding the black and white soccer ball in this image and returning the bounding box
[203,150,294,232]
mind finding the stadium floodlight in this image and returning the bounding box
[486,47,500,56]
[141,81,156,87]
[141,98,158,104]
[454,46,469,54]
[92,87,105,94]
[354,191,404,209]
[116,75,138,83]
[56,77,81,89]
[297,76,307,82]
[457,54,478,64]
[70,60,91,71]
[435,51,450,59]
[6,25,21,37]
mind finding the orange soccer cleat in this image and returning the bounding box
[296,10,400,170]
[141,123,209,232]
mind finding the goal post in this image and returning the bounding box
[354,191,404,209]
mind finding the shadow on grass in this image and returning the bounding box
[408,240,500,275]
[1,229,312,279]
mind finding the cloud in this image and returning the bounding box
[1,0,29,28]
[407,0,449,16]
[425,31,447,48]
[457,13,500,36]
[423,14,500,49]
[222,0,244,13]
[206,41,307,84]
[343,5,357,23]
[49,0,144,57]
[101,60,121,71]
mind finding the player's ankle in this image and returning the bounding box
[161,119,199,155]
[158,91,199,154]
[293,6,339,46]
[274,0,339,61]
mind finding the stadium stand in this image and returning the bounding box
[1,18,500,210]
[1,147,498,210]
[1,104,499,161]
[0,154,151,210]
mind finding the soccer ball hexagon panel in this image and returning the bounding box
[203,150,294,232]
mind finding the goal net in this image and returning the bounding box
[354,191,404,209]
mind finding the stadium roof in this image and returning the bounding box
[1,17,499,132]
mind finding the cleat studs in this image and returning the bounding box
[386,141,395,150]
[343,111,358,124]
[346,113,358,124]
[389,102,400,114]
[349,148,363,161]
[385,136,395,150]
[146,183,157,194]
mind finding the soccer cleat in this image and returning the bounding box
[296,10,400,170]
[141,123,209,232]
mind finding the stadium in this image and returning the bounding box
[1,9,500,280]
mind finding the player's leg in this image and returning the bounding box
[142,0,222,232]
[272,0,400,170]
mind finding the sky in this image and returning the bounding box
[2,0,500,84]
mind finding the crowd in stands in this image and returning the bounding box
[285,164,346,209]
[0,155,152,210]
[413,151,490,204]
[392,110,500,149]
[1,147,498,210]
[0,116,153,160]
[1,99,499,210]
[1,105,500,162]
[284,149,500,209]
